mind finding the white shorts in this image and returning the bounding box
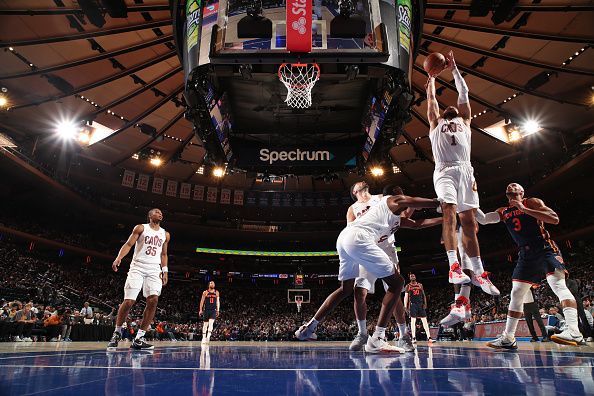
[355,244,399,294]
[124,263,162,300]
[433,163,479,213]
[336,227,396,282]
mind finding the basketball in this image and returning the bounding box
[423,52,447,76]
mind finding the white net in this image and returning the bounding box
[278,63,320,109]
[295,295,304,313]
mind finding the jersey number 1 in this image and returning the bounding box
[450,136,457,146]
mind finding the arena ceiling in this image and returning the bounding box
[0,0,593,197]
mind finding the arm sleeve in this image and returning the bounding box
[476,209,501,225]
[452,67,469,105]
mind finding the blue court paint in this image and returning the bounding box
[1,344,592,395]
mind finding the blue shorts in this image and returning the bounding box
[512,242,565,285]
[202,310,216,321]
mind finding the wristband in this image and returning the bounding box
[161,266,168,273]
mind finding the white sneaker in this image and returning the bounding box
[586,337,593,342]
[449,263,471,285]
[486,334,517,350]
[440,303,466,327]
[365,335,405,354]
[22,337,33,342]
[349,333,368,351]
[14,337,24,342]
[472,272,500,296]
[396,333,415,352]
[295,324,317,341]
[551,330,585,346]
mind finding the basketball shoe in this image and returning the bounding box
[551,330,585,346]
[486,334,517,350]
[472,272,500,295]
[449,263,471,284]
[440,299,468,327]
[396,333,415,352]
[131,337,154,350]
[349,333,368,351]
[107,332,121,350]
[365,335,405,354]
[295,324,317,341]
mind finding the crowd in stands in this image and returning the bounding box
[1,235,592,343]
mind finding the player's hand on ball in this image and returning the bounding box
[509,199,525,211]
[161,271,168,286]
[445,50,456,70]
[112,258,121,272]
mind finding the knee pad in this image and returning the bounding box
[547,272,575,302]
[509,282,531,312]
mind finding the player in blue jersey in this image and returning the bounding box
[199,281,220,344]
[478,183,584,349]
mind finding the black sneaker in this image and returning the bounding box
[131,337,154,350]
[107,332,121,350]
[541,336,550,343]
[530,337,539,342]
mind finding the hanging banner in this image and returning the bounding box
[220,188,231,204]
[180,183,192,199]
[286,0,312,52]
[152,177,164,195]
[233,190,244,205]
[166,180,178,197]
[193,185,205,201]
[137,174,149,191]
[122,170,135,188]
[207,187,218,203]
[397,0,412,55]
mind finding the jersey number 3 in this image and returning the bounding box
[512,218,522,231]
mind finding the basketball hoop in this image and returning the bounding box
[278,63,320,109]
[295,295,304,313]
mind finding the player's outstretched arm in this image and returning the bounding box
[112,224,143,272]
[160,232,170,286]
[475,208,501,225]
[425,76,440,130]
[400,217,443,229]
[510,198,559,224]
[446,51,471,121]
[388,195,440,214]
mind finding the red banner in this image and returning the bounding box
[286,0,312,52]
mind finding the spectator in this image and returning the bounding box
[61,309,73,342]
[80,302,93,324]
[523,287,549,342]
[584,298,594,316]
[545,306,564,336]
[44,310,63,341]
[14,303,36,342]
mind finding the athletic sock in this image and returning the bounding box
[373,326,386,339]
[357,320,368,335]
[135,329,146,339]
[447,250,459,266]
[459,284,471,301]
[563,307,580,335]
[115,326,122,334]
[454,293,460,301]
[397,323,407,336]
[470,257,484,275]
[504,317,520,339]
[307,318,319,331]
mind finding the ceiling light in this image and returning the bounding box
[509,130,521,142]
[150,157,162,166]
[392,166,401,174]
[522,120,541,134]
[77,132,91,144]
[370,166,384,177]
[8,47,14,51]
[213,167,225,178]
[56,120,78,140]
[196,166,205,175]
[132,154,139,160]
[0,96,7,108]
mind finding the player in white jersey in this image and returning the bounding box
[296,194,441,353]
[107,208,170,350]
[426,51,496,305]
[348,183,441,352]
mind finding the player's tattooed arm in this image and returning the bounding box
[511,198,559,225]
[425,76,440,130]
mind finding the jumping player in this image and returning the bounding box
[479,183,584,348]
[296,194,441,353]
[199,281,220,344]
[108,208,170,350]
[349,183,441,352]
[404,273,435,343]
[426,51,496,294]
